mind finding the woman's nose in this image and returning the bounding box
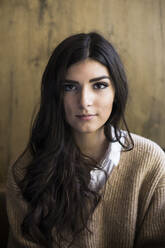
[78,86,93,108]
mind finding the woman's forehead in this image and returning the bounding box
[66,58,110,81]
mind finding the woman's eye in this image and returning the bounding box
[93,82,108,89]
[64,84,77,92]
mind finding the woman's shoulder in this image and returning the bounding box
[118,133,165,195]
[130,133,164,157]
[123,132,165,173]
[7,148,32,189]
[11,147,32,169]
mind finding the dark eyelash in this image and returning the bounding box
[95,81,108,85]
[94,82,109,87]
[102,81,108,84]
[63,84,77,91]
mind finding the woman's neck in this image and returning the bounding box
[73,129,109,162]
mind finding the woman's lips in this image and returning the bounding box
[76,114,96,120]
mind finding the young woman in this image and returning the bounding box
[7,32,165,248]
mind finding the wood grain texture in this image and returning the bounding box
[0,0,165,185]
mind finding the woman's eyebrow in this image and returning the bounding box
[89,76,111,82]
[64,79,79,84]
[65,76,111,84]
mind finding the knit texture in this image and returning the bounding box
[6,134,165,248]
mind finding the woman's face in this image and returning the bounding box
[63,58,115,135]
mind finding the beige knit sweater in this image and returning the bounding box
[6,134,165,248]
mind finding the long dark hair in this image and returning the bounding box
[15,32,133,247]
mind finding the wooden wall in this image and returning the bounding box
[0,0,165,186]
